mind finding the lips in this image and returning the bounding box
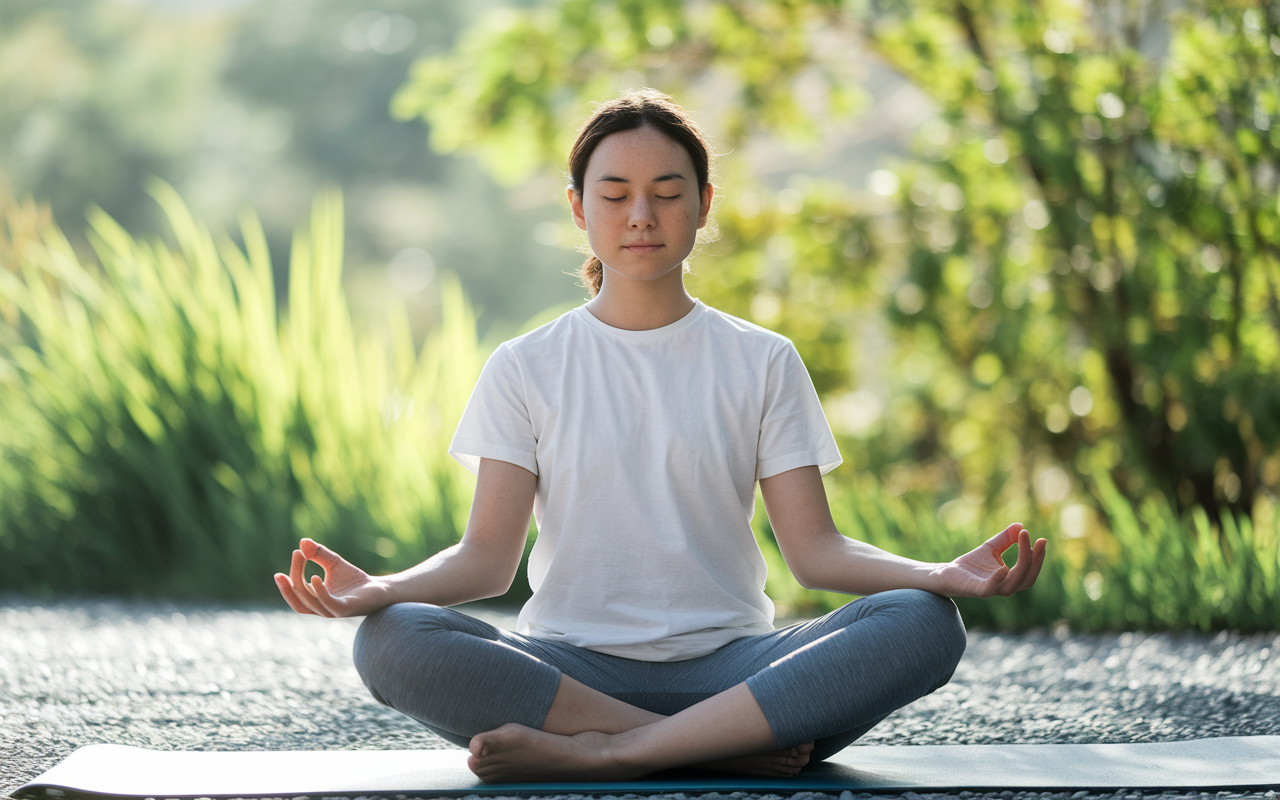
[623,243,663,252]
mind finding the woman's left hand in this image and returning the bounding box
[931,523,1047,599]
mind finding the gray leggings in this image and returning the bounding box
[353,588,965,761]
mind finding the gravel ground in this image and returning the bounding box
[2,597,1279,800]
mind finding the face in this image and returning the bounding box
[568,124,713,287]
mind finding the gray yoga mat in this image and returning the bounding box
[15,736,1280,798]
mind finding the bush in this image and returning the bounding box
[0,186,484,599]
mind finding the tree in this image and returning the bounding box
[395,0,1280,533]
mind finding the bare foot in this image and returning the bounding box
[468,723,646,782]
[468,724,813,783]
[698,741,813,777]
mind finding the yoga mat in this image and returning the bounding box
[15,736,1280,799]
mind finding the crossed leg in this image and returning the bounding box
[470,678,808,782]
[354,589,965,783]
[523,673,813,779]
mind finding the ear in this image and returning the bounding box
[697,183,714,229]
[568,186,587,231]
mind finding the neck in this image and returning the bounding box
[585,269,695,331]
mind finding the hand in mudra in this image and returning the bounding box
[274,538,390,618]
[932,523,1047,599]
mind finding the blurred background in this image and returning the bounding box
[1,0,1277,631]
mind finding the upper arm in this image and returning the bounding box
[459,457,538,585]
[758,465,842,587]
[755,342,842,480]
[449,344,539,477]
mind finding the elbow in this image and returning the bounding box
[482,559,523,600]
[787,560,826,591]
[795,576,820,591]
[776,526,846,593]
[794,574,826,592]
[470,567,516,601]
[483,576,517,601]
[454,536,525,601]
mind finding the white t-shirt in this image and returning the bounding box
[449,300,841,661]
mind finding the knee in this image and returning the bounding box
[353,602,452,696]
[897,589,967,680]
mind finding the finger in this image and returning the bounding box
[289,549,327,615]
[289,549,311,596]
[977,564,1010,597]
[983,523,1024,564]
[301,538,348,572]
[1017,537,1048,593]
[274,573,317,616]
[1000,528,1035,592]
[1005,532,1048,595]
[310,574,344,618]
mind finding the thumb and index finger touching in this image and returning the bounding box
[982,523,1025,556]
[984,523,1048,595]
[274,539,348,617]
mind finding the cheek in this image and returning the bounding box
[585,200,621,226]
[674,205,699,232]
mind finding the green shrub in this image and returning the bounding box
[0,186,484,598]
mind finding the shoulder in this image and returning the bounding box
[497,305,588,359]
[697,303,796,357]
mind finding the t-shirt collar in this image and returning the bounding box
[576,298,705,342]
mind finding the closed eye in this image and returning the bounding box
[657,195,681,200]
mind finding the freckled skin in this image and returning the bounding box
[567,125,712,290]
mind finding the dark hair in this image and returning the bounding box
[568,89,712,297]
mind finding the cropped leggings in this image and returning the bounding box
[353,588,966,762]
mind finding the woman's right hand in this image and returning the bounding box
[273,538,392,618]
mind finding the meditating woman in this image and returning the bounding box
[274,89,1047,783]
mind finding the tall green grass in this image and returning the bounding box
[0,186,483,598]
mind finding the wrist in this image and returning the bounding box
[921,562,953,595]
[372,574,402,607]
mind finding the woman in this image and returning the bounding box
[274,89,1047,783]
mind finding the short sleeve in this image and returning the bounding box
[449,343,539,476]
[755,342,842,480]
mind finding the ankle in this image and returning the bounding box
[598,728,657,776]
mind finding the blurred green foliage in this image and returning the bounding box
[757,477,1280,631]
[400,0,1280,629]
[0,0,584,335]
[0,188,483,598]
[2,0,1277,630]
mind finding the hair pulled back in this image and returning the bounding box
[568,89,712,297]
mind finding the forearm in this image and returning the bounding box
[378,457,533,609]
[761,467,945,596]
[381,539,518,607]
[787,530,945,596]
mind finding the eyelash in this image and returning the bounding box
[603,195,681,202]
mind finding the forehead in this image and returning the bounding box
[585,124,695,180]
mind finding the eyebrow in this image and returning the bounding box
[596,173,688,184]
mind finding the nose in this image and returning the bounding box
[628,196,657,229]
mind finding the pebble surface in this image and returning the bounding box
[2,598,1278,799]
